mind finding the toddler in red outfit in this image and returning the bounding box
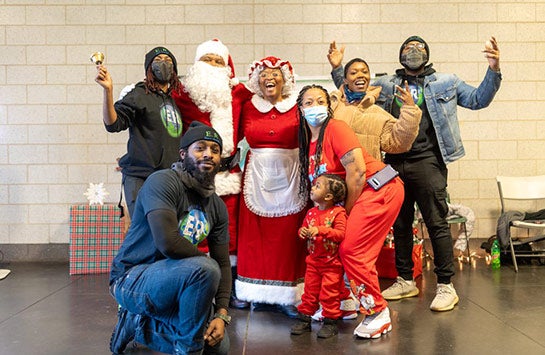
[290,173,347,339]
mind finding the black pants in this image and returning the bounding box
[123,175,145,218]
[390,155,454,284]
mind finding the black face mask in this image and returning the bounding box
[400,48,428,71]
[151,61,174,83]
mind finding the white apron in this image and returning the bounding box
[243,147,306,217]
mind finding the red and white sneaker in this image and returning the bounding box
[353,307,392,339]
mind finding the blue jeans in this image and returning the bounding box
[111,256,228,354]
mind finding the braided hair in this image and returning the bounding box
[297,84,334,197]
[318,173,347,204]
[144,66,182,94]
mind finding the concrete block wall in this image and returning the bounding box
[1,1,544,257]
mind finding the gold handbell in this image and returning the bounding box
[90,52,105,65]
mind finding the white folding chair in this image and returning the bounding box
[496,175,545,272]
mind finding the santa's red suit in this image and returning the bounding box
[171,77,252,263]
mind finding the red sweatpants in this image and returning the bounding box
[339,177,404,315]
[297,257,344,319]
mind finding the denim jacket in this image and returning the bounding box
[331,66,502,164]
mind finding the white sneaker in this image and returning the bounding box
[340,293,358,311]
[430,283,459,312]
[311,308,358,322]
[353,307,392,339]
[381,276,419,300]
[311,308,323,322]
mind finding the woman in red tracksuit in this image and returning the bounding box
[297,84,405,339]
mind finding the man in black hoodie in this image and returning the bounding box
[329,35,501,314]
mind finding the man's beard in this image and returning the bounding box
[182,61,232,112]
[183,155,219,187]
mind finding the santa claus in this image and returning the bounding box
[171,39,252,309]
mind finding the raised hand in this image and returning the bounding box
[482,36,500,71]
[327,41,345,69]
[95,65,112,91]
[394,81,416,107]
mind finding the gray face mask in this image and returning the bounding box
[401,48,428,71]
[151,61,174,83]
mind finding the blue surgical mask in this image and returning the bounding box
[303,106,329,127]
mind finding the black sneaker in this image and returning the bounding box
[277,304,299,319]
[109,308,138,354]
[252,302,276,312]
[290,314,312,335]
[230,293,250,309]
[317,318,338,338]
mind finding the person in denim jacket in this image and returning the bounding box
[329,35,501,312]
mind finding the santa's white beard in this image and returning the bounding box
[182,61,232,113]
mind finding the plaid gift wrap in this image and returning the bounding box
[69,204,125,275]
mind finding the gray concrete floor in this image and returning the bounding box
[1,242,545,355]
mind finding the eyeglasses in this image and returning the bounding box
[404,43,426,50]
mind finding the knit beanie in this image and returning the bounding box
[144,47,178,74]
[180,121,223,152]
[399,36,430,63]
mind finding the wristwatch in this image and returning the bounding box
[214,312,231,325]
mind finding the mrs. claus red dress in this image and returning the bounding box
[235,92,307,306]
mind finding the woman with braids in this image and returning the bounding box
[95,47,183,217]
[235,56,308,318]
[297,84,404,339]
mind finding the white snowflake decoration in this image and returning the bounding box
[83,182,110,206]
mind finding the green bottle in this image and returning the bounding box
[491,239,501,269]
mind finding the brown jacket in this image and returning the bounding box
[331,85,422,161]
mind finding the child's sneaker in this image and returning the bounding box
[317,318,338,339]
[353,307,392,339]
[290,313,312,335]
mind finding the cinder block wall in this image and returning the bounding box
[1,1,544,259]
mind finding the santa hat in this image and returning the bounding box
[194,39,236,79]
[246,56,295,96]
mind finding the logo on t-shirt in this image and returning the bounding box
[308,155,327,183]
[161,101,183,138]
[178,207,210,245]
[395,81,424,108]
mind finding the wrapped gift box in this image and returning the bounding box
[376,243,423,279]
[69,204,124,275]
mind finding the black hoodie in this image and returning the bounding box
[106,82,183,178]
